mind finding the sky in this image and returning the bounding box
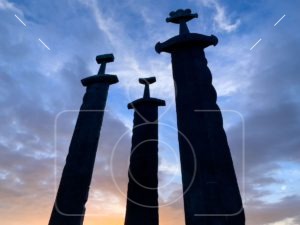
[0,0,300,224]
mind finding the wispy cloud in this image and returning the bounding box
[1,0,300,225]
[200,0,240,32]
[77,0,120,47]
[77,0,175,104]
[0,0,22,14]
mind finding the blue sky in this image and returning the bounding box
[0,0,300,225]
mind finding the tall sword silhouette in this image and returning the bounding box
[125,77,165,225]
[156,9,245,225]
[49,54,118,225]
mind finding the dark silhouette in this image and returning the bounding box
[125,77,165,225]
[48,54,118,225]
[156,9,245,225]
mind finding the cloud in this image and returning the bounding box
[222,7,300,223]
[77,0,176,105]
[0,65,133,224]
[0,0,22,14]
[246,195,300,225]
[266,217,300,225]
[1,0,300,225]
[200,0,240,32]
[77,0,120,47]
[0,13,132,220]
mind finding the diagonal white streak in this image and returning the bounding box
[14,14,26,27]
[274,14,286,27]
[38,38,51,50]
[250,38,262,51]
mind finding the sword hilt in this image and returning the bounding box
[139,77,156,98]
[96,53,114,75]
[166,9,198,34]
